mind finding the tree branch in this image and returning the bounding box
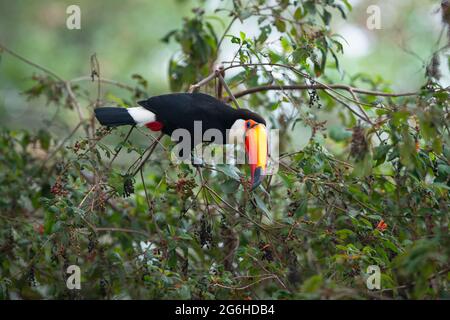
[0,43,63,81]
[131,132,164,176]
[108,125,135,169]
[225,84,418,101]
[70,76,136,92]
[212,275,277,290]
[216,68,240,109]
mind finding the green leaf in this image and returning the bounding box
[383,239,400,253]
[301,275,323,292]
[220,179,241,193]
[352,153,373,177]
[230,36,241,44]
[321,9,331,25]
[432,137,443,154]
[271,101,281,110]
[254,194,271,221]
[329,125,352,142]
[216,164,241,180]
[341,0,353,11]
[437,164,450,176]
[274,19,286,32]
[108,170,125,196]
[44,210,55,234]
[335,229,355,240]
[373,144,391,166]
[178,232,193,241]
[37,129,51,151]
[295,198,308,218]
[292,48,309,65]
[294,7,305,20]
[335,4,347,19]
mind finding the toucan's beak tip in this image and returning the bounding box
[251,166,264,191]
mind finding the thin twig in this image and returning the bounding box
[64,81,86,124]
[212,275,276,290]
[94,227,150,238]
[348,87,373,124]
[216,69,240,109]
[226,83,418,100]
[188,72,218,93]
[323,89,371,124]
[216,65,225,99]
[70,76,136,92]
[108,125,135,168]
[41,120,84,167]
[90,53,102,108]
[0,43,63,81]
[131,132,164,176]
[9,234,56,280]
[140,168,164,237]
[217,16,237,50]
[203,183,268,231]
[78,185,96,208]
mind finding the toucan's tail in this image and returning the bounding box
[94,107,155,127]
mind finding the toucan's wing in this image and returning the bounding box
[137,93,189,115]
[138,93,230,116]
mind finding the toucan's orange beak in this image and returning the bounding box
[245,121,268,191]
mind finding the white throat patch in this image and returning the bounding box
[227,119,246,144]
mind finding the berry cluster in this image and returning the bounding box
[175,177,196,197]
[28,265,36,287]
[88,232,97,253]
[72,140,86,154]
[50,178,68,196]
[305,75,322,109]
[123,176,135,197]
[99,278,108,297]
[197,214,212,249]
[308,87,321,109]
[259,241,274,262]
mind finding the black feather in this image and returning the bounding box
[94,107,135,126]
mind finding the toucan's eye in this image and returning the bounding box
[246,121,251,128]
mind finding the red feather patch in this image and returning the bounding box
[145,121,163,131]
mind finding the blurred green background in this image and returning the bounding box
[0,0,448,132]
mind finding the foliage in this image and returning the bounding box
[0,0,449,299]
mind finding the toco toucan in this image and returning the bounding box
[94,93,268,190]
